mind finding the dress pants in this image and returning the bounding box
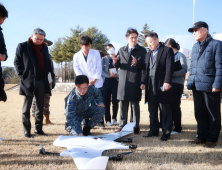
[22,80,45,133]
[119,101,140,129]
[103,78,119,123]
[192,88,221,142]
[148,80,172,135]
[170,83,184,132]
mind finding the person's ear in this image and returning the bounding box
[80,44,82,48]
[31,34,33,38]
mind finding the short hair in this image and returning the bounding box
[125,28,138,37]
[33,28,46,37]
[98,50,105,58]
[75,75,89,85]
[105,43,115,49]
[164,38,180,50]
[145,32,158,39]
[80,36,92,45]
[0,4,8,18]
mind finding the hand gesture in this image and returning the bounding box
[113,55,120,64]
[131,55,137,67]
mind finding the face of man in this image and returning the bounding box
[146,36,159,51]
[0,17,6,25]
[80,43,91,55]
[31,34,45,45]
[193,27,208,42]
[126,33,138,47]
[75,83,89,96]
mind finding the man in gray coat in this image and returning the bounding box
[113,28,147,134]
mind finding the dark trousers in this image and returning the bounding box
[148,102,172,134]
[147,80,172,134]
[170,83,184,132]
[103,78,119,122]
[119,101,140,129]
[193,88,221,142]
[22,80,45,133]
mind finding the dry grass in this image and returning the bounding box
[0,91,222,170]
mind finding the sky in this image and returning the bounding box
[1,0,222,67]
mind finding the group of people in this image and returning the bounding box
[0,3,221,149]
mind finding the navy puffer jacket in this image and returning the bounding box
[187,35,222,92]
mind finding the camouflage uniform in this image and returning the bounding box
[65,85,105,135]
[32,94,51,116]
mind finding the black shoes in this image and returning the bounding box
[133,127,140,134]
[160,134,170,141]
[24,132,31,138]
[83,125,92,136]
[34,130,48,136]
[143,131,159,137]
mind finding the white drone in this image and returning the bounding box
[52,123,136,170]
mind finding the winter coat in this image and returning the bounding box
[141,43,174,104]
[187,35,222,92]
[114,44,147,101]
[0,26,8,102]
[14,39,53,96]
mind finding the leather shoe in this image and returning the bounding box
[24,132,31,138]
[34,130,47,136]
[133,127,140,134]
[115,127,122,132]
[160,134,170,141]
[204,141,216,148]
[143,131,159,137]
[189,138,205,144]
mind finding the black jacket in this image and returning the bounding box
[0,26,8,102]
[141,43,174,104]
[115,43,147,101]
[14,39,53,96]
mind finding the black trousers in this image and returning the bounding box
[22,80,45,133]
[147,80,172,134]
[119,101,140,129]
[170,83,184,132]
[103,78,119,122]
[192,88,221,142]
[148,102,172,135]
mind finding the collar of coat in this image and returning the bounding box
[27,37,47,48]
[0,26,2,30]
[123,43,140,51]
[198,34,212,47]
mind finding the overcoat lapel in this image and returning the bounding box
[27,43,36,66]
[155,46,164,72]
[123,45,130,62]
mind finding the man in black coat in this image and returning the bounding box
[0,4,8,141]
[141,32,174,141]
[0,4,8,103]
[113,28,147,134]
[14,28,53,138]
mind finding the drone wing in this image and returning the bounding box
[95,122,135,141]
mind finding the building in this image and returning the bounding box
[213,33,222,41]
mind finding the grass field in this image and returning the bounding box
[0,91,222,170]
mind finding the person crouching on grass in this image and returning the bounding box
[65,75,105,136]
